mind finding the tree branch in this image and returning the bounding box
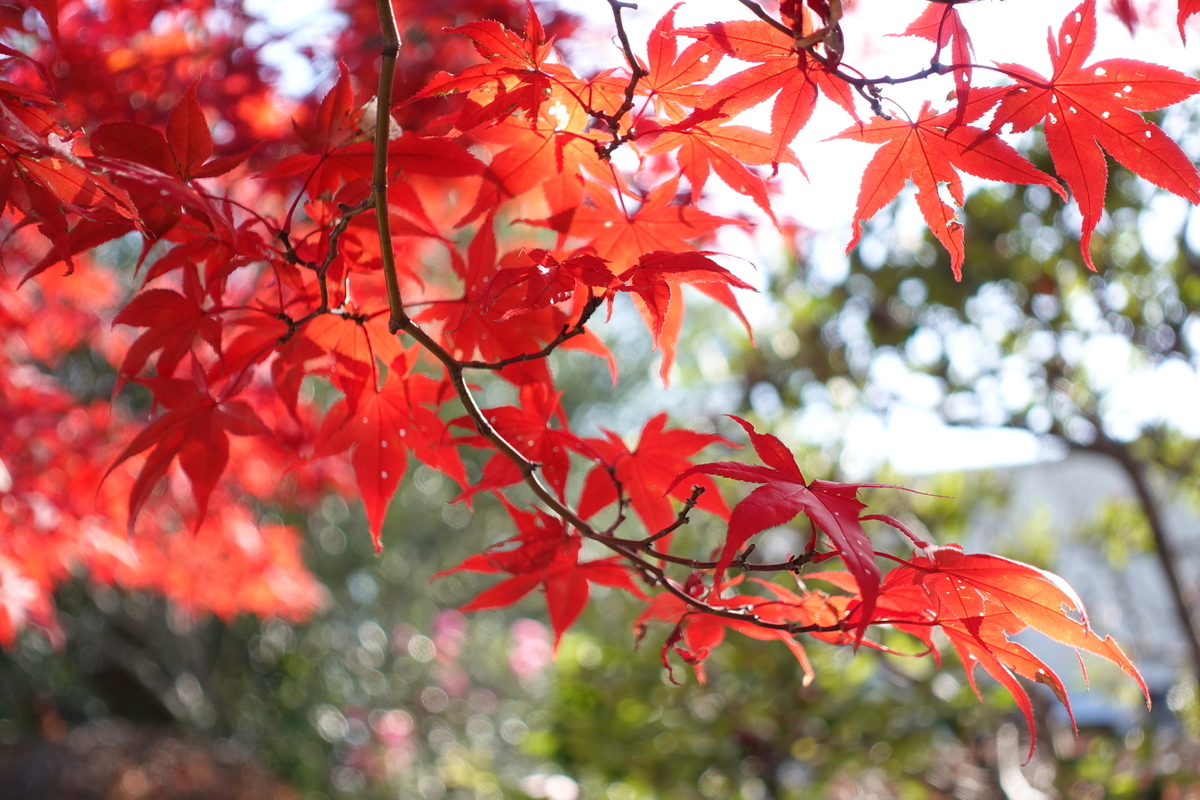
[643,485,704,544]
[372,0,406,334]
[1082,431,1200,685]
[591,0,650,155]
[366,0,862,646]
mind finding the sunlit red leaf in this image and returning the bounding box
[641,6,723,122]
[867,545,1150,758]
[670,416,918,639]
[893,3,974,126]
[454,383,583,502]
[680,15,858,162]
[991,0,1200,269]
[105,371,270,532]
[835,95,1064,279]
[1180,0,1200,39]
[167,80,214,180]
[113,278,222,382]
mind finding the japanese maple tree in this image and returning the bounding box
[2,0,1195,753]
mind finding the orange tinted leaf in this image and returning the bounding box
[615,250,754,376]
[836,97,1063,279]
[647,120,796,220]
[681,17,858,158]
[893,4,974,126]
[524,177,745,273]
[872,545,1150,757]
[642,7,723,122]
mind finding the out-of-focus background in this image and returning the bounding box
[3,1,1200,798]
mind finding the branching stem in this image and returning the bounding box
[365,0,865,644]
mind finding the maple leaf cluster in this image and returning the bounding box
[2,0,1193,751]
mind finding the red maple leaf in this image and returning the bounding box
[578,413,732,537]
[669,416,917,639]
[525,177,743,273]
[453,383,584,502]
[1180,0,1200,39]
[834,95,1065,279]
[3,147,144,281]
[680,15,858,165]
[636,573,848,684]
[105,364,271,532]
[990,0,1200,269]
[523,179,748,380]
[479,248,618,320]
[892,3,974,127]
[112,267,222,383]
[300,309,403,412]
[434,498,645,647]
[645,118,798,221]
[214,313,292,386]
[866,545,1150,758]
[467,119,591,204]
[105,79,255,182]
[414,2,556,128]
[257,62,377,201]
[640,7,723,123]
[313,356,467,552]
[614,250,755,379]
[415,217,615,383]
[1111,0,1138,34]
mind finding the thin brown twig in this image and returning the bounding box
[276,197,376,340]
[373,0,405,333]
[592,0,650,155]
[601,463,630,537]
[643,485,704,544]
[592,530,817,573]
[457,296,605,370]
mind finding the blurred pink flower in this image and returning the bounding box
[508,618,551,679]
[432,610,467,659]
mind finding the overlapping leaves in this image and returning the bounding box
[0,0,1165,755]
